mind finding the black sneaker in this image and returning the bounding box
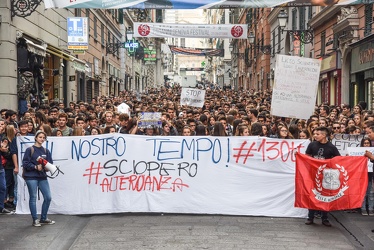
[322,220,332,227]
[4,202,14,209]
[0,208,13,215]
[305,218,314,225]
[39,218,55,225]
[32,219,41,227]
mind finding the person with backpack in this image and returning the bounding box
[22,130,55,227]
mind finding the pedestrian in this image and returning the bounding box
[0,130,13,214]
[360,138,374,216]
[22,130,55,226]
[304,126,340,227]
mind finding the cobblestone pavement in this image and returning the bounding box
[0,211,373,250]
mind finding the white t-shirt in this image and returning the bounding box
[117,103,131,116]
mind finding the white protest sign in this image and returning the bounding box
[16,135,309,218]
[346,147,374,172]
[271,55,320,119]
[137,112,162,128]
[332,134,365,156]
[180,88,205,107]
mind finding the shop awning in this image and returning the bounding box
[25,39,47,57]
[46,46,86,72]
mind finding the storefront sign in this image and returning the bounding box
[67,17,89,50]
[351,41,374,73]
[143,48,156,61]
[359,48,374,64]
[320,53,337,73]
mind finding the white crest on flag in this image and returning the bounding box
[312,164,349,203]
[322,169,341,190]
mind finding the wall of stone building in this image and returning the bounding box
[0,1,76,110]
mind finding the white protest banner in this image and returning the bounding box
[332,134,364,156]
[180,88,206,107]
[346,146,374,172]
[271,55,321,119]
[134,23,248,39]
[137,112,162,128]
[17,135,309,218]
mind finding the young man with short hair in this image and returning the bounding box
[304,126,340,227]
[53,113,72,136]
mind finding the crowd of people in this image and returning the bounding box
[0,85,373,226]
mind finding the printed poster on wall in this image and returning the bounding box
[271,55,321,119]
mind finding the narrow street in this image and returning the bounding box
[1,211,373,249]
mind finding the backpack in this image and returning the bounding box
[22,146,47,179]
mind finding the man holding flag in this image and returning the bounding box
[296,126,368,227]
[303,127,340,227]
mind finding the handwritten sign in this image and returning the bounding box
[271,55,320,119]
[346,147,374,172]
[180,88,205,107]
[137,112,162,128]
[332,134,364,156]
[16,135,309,218]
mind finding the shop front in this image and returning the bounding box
[16,36,47,113]
[317,52,341,105]
[350,35,374,110]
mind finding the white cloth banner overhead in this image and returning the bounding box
[16,135,309,218]
[180,88,206,107]
[44,0,364,9]
[271,55,321,119]
[134,23,248,39]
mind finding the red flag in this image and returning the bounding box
[295,153,368,211]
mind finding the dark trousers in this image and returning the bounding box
[308,210,328,221]
[5,169,15,200]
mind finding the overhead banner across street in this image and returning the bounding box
[17,135,310,218]
[44,0,367,9]
[134,23,247,39]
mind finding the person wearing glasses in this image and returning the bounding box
[331,122,342,139]
[277,125,294,139]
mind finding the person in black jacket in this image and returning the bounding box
[22,130,55,227]
[304,126,340,227]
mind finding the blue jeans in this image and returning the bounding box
[25,179,52,221]
[0,171,5,209]
[362,172,374,211]
[5,169,15,200]
[13,172,17,206]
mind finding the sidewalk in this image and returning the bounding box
[0,210,373,250]
[330,210,374,249]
